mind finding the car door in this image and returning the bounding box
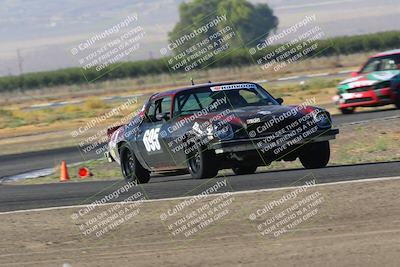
[135,96,174,170]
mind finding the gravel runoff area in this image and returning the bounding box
[1,176,400,266]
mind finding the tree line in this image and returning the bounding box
[1,31,399,92]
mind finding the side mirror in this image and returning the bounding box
[351,72,359,77]
[276,98,284,105]
[156,113,170,121]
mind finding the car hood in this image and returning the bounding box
[230,105,305,120]
[195,104,318,127]
[338,70,400,91]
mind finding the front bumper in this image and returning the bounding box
[338,88,393,108]
[104,151,115,162]
[209,128,339,154]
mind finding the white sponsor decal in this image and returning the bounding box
[341,93,355,100]
[340,92,366,102]
[210,83,257,91]
[143,128,161,152]
[192,122,203,135]
[257,110,272,115]
[247,118,261,124]
[348,80,376,88]
[340,76,360,85]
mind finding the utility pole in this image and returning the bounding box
[17,48,24,75]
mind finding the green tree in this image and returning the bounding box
[168,0,278,53]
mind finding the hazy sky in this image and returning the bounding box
[0,0,399,76]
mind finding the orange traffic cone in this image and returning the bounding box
[78,167,93,179]
[60,160,70,182]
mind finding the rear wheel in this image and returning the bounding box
[340,107,355,114]
[187,146,218,179]
[232,165,258,175]
[395,94,400,109]
[299,141,330,169]
[120,144,150,184]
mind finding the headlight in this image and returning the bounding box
[212,122,234,140]
[313,111,331,128]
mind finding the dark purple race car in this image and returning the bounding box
[106,82,339,183]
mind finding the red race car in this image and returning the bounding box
[335,49,400,114]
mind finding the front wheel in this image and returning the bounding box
[340,107,355,114]
[120,144,150,184]
[299,141,330,169]
[395,94,400,109]
[187,146,218,179]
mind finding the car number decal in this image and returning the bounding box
[143,128,161,152]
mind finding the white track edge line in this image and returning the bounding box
[1,175,399,215]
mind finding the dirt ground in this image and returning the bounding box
[1,178,400,266]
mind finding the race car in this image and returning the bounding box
[335,49,400,114]
[106,82,339,183]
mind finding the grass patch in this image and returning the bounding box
[0,97,136,129]
[84,98,110,110]
[299,78,340,91]
[0,108,24,128]
[8,108,96,127]
[10,158,121,185]
[269,78,341,95]
[367,137,389,153]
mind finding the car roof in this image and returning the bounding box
[371,49,400,58]
[150,81,257,99]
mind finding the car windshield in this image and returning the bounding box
[360,54,400,74]
[173,83,278,117]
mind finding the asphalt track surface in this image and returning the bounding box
[1,108,398,179]
[0,107,398,212]
[0,161,399,212]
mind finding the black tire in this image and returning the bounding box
[120,144,150,184]
[187,146,218,179]
[232,165,258,175]
[299,141,330,169]
[340,107,355,114]
[395,94,400,109]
